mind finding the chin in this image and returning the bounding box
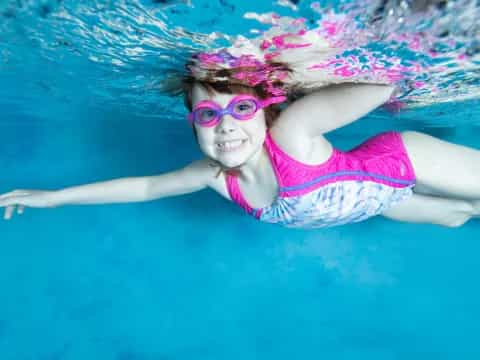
[216,154,248,169]
[214,147,253,168]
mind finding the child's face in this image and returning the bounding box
[191,83,267,168]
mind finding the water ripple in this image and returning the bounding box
[1,0,479,127]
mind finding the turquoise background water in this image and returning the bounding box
[1,0,480,359]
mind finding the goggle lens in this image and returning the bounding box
[196,108,217,124]
[232,99,257,118]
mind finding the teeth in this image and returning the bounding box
[217,140,244,150]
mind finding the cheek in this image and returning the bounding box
[194,128,215,149]
[245,114,267,137]
[254,111,267,127]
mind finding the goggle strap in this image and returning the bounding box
[259,96,287,107]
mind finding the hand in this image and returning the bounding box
[0,190,56,220]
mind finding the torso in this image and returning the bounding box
[209,129,416,229]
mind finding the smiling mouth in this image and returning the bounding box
[216,139,247,152]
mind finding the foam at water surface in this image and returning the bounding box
[1,0,479,118]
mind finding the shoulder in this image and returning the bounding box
[267,88,337,162]
[182,158,221,182]
[269,117,333,165]
[183,158,231,200]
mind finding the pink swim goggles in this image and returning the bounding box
[187,94,286,127]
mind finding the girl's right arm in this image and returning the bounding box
[0,158,220,220]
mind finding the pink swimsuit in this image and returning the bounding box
[226,130,417,228]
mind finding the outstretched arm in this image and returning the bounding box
[143,158,218,201]
[277,83,395,137]
[0,158,218,220]
[53,159,215,204]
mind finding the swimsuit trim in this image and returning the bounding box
[279,170,416,193]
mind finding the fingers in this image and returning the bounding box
[0,190,29,200]
[1,191,29,220]
[4,205,15,220]
[3,204,24,220]
[0,196,19,207]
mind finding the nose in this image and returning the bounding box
[215,114,237,134]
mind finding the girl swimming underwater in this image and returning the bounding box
[1,19,480,228]
[1,60,480,228]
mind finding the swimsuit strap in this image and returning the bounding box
[223,131,290,219]
[225,172,256,215]
[225,129,321,213]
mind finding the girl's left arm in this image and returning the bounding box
[277,83,395,137]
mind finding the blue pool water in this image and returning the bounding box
[1,0,480,359]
